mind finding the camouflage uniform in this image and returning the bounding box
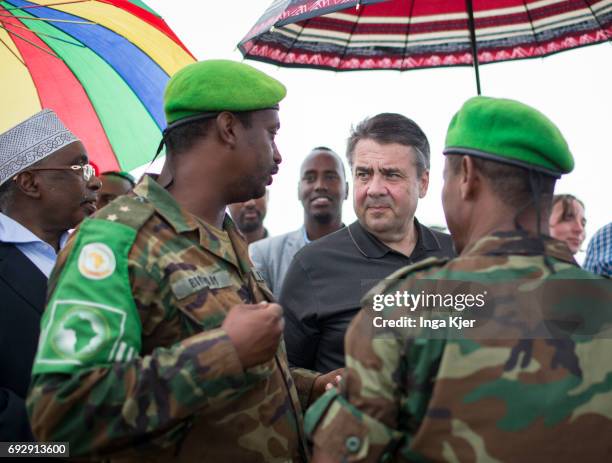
[28,175,318,462]
[305,232,612,462]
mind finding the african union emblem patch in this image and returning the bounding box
[34,300,138,373]
[78,242,116,280]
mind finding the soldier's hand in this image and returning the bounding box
[312,368,344,401]
[222,302,284,369]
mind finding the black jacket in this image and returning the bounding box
[0,242,47,441]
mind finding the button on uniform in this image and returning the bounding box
[345,435,361,453]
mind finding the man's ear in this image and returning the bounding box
[215,112,239,148]
[460,156,479,200]
[418,169,429,198]
[14,171,41,199]
[343,181,349,200]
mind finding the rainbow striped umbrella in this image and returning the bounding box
[0,0,196,172]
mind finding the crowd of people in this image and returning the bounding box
[0,59,611,462]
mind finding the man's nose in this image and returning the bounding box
[314,176,327,192]
[273,142,282,166]
[244,199,256,208]
[366,173,386,196]
[88,175,102,190]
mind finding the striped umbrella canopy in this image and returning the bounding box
[0,0,195,172]
[239,0,612,94]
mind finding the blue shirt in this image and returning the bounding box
[584,222,612,277]
[0,212,69,278]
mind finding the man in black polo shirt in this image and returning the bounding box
[280,113,455,373]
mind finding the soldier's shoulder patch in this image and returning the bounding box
[361,257,450,306]
[97,194,155,231]
[33,218,142,375]
[78,242,116,280]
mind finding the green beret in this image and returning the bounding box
[444,96,574,177]
[163,59,286,125]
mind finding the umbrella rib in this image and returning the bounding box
[580,0,612,44]
[400,0,417,70]
[0,13,94,24]
[2,0,91,11]
[521,0,544,55]
[336,1,366,69]
[0,23,60,58]
[1,19,85,46]
[0,32,25,65]
[278,18,307,65]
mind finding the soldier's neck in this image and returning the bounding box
[167,183,226,229]
[465,207,551,248]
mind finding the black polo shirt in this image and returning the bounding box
[280,218,455,373]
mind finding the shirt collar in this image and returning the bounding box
[0,212,69,249]
[302,225,311,244]
[348,217,441,259]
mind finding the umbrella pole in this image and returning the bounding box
[466,0,481,95]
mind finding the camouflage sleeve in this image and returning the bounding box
[305,308,404,462]
[27,218,252,457]
[290,367,321,411]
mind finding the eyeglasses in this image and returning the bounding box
[15,164,96,182]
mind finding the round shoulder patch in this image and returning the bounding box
[78,243,116,280]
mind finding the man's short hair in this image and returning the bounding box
[446,154,556,210]
[0,179,16,211]
[346,113,430,176]
[0,156,46,210]
[305,146,346,179]
[165,112,252,156]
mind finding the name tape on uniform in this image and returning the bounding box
[171,270,232,299]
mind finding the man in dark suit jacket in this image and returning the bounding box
[0,109,101,440]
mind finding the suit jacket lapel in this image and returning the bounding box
[0,242,48,314]
[285,228,305,255]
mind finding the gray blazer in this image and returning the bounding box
[249,227,306,298]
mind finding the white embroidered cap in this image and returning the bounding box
[0,109,79,186]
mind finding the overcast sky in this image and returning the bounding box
[144,0,612,261]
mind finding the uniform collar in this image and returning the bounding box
[348,217,442,259]
[461,230,577,265]
[133,175,199,233]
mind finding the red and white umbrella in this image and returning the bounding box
[239,0,612,94]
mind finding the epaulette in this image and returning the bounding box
[94,194,155,232]
[361,256,450,306]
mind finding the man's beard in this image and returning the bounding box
[239,216,262,233]
[311,211,333,225]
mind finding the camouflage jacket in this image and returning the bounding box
[27,175,319,462]
[305,232,612,462]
